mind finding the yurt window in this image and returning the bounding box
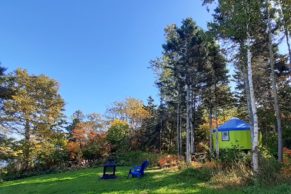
[222,131,229,141]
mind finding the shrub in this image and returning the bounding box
[219,148,251,168]
[179,167,213,181]
[158,155,180,168]
[210,161,253,187]
[107,120,129,145]
[115,151,161,167]
[107,120,130,152]
[282,147,291,179]
[255,155,282,186]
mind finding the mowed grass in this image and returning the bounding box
[0,167,291,194]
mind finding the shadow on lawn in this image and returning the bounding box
[0,167,237,194]
[0,170,99,188]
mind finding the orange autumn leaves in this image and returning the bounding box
[282,147,291,177]
[67,122,109,161]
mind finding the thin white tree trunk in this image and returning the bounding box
[266,1,283,162]
[185,84,191,164]
[285,29,291,66]
[179,106,182,156]
[215,107,219,159]
[246,30,259,173]
[190,86,195,154]
[176,101,181,156]
[209,108,213,155]
[214,81,219,158]
[279,0,291,66]
[242,60,254,140]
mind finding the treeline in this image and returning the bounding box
[1,0,291,180]
[0,69,167,180]
[150,0,291,172]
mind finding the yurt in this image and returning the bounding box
[212,117,252,150]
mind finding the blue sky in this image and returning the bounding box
[0,0,214,117]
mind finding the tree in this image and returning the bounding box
[106,98,150,130]
[276,0,291,66]
[206,0,263,172]
[140,96,161,152]
[107,119,129,151]
[153,18,218,163]
[265,0,283,162]
[2,69,64,170]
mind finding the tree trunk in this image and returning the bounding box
[267,2,283,162]
[160,112,163,153]
[176,101,181,156]
[242,59,254,140]
[215,106,219,159]
[190,86,195,154]
[179,105,182,157]
[185,84,191,164]
[246,30,259,173]
[285,28,291,66]
[24,119,31,170]
[279,0,291,66]
[213,80,219,159]
[209,108,213,156]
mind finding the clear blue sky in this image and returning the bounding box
[0,0,214,117]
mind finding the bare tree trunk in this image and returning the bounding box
[190,86,195,154]
[285,28,291,66]
[246,29,259,173]
[279,0,291,66]
[185,84,191,164]
[176,101,181,156]
[213,79,220,159]
[24,119,31,170]
[209,108,213,156]
[215,106,219,159]
[267,2,283,162]
[160,113,163,153]
[179,106,182,156]
[242,59,254,140]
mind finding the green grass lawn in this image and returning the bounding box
[0,167,290,194]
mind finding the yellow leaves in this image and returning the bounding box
[4,68,64,129]
[107,119,129,144]
[108,98,151,129]
[109,119,129,128]
[0,146,21,158]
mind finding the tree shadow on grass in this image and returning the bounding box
[0,167,245,194]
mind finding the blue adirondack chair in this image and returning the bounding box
[128,160,149,178]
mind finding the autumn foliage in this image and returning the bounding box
[282,147,291,178]
[158,155,180,168]
[67,122,110,162]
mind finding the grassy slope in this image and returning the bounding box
[0,167,290,194]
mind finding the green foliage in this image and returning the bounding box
[219,149,252,168]
[81,135,110,161]
[179,167,213,181]
[115,151,161,167]
[107,119,129,146]
[1,69,65,170]
[255,156,282,186]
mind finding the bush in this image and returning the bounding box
[210,161,253,187]
[107,120,129,145]
[115,151,161,167]
[178,167,213,181]
[158,155,180,168]
[255,156,282,186]
[219,148,251,168]
[282,147,291,179]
